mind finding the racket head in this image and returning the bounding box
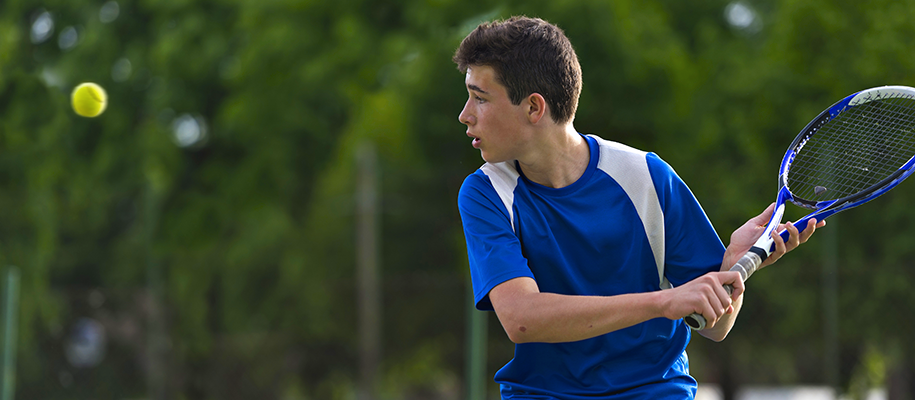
[687,86,915,331]
[780,86,915,214]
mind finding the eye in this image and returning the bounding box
[474,95,485,104]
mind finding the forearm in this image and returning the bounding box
[495,290,666,343]
[698,206,823,341]
[697,293,742,341]
[698,249,746,341]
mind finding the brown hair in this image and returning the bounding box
[453,16,582,124]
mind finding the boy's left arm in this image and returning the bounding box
[699,203,826,341]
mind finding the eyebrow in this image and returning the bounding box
[467,84,488,95]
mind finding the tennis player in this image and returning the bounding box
[455,16,823,399]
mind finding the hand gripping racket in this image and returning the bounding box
[685,85,915,330]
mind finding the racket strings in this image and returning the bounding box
[787,93,915,204]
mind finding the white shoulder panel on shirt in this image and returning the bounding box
[480,162,521,233]
[589,135,670,290]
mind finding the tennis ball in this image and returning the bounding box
[71,82,108,117]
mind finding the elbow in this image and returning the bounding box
[701,331,728,342]
[501,317,535,343]
[698,325,731,342]
[506,332,524,344]
[505,324,533,344]
[497,311,538,343]
[489,281,548,343]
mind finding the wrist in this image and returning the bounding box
[649,289,676,321]
[721,249,740,271]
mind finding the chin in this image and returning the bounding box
[479,150,510,164]
[480,152,500,164]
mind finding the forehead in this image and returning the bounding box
[465,65,504,94]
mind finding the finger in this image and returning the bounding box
[798,218,818,243]
[752,203,777,226]
[694,297,721,329]
[767,224,788,262]
[695,288,727,327]
[712,272,742,311]
[693,272,740,328]
[781,221,801,251]
[713,284,732,311]
[729,274,745,299]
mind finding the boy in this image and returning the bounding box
[455,16,822,399]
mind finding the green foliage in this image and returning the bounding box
[2,0,915,398]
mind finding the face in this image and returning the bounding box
[458,65,531,163]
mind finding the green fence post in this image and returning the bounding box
[1,267,20,400]
[466,283,487,400]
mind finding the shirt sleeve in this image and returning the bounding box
[646,153,726,287]
[458,171,535,311]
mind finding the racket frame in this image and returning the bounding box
[774,86,915,244]
[684,85,915,330]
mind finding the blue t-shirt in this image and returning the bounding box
[458,134,726,399]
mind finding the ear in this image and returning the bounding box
[525,93,548,124]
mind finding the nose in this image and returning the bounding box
[458,100,474,126]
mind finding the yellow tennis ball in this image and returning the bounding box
[71,82,108,117]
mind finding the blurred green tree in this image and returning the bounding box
[1,0,915,398]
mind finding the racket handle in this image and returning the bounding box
[684,249,764,330]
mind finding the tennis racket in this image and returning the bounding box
[685,85,915,330]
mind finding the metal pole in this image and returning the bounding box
[822,218,839,392]
[466,284,487,400]
[1,267,20,400]
[357,142,381,400]
[145,186,167,400]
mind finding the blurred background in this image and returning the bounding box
[1,0,915,399]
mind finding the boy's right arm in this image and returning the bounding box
[488,272,743,344]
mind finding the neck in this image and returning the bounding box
[517,124,589,189]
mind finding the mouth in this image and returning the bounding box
[467,132,481,149]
